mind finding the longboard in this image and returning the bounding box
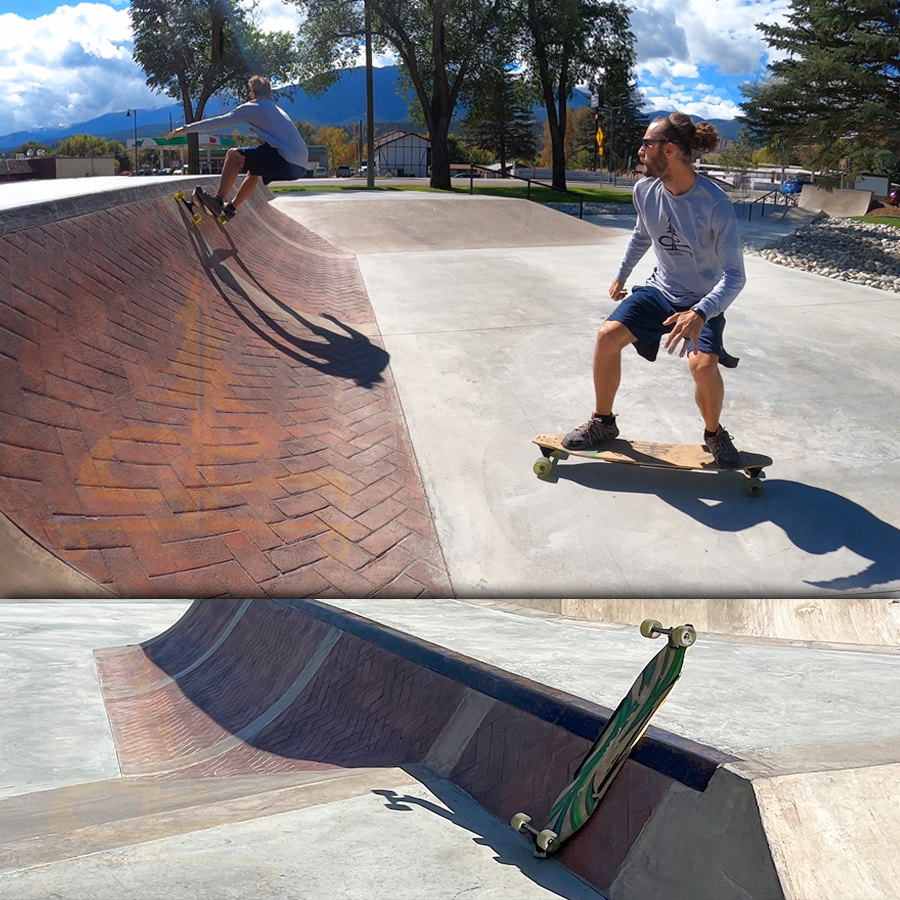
[533,434,772,497]
[511,619,696,856]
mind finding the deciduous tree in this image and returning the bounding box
[292,0,508,189]
[130,0,300,174]
[513,0,634,190]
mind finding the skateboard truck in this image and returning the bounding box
[174,190,202,225]
[639,618,696,648]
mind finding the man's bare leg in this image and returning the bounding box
[688,350,724,431]
[231,173,260,208]
[216,148,245,201]
[592,320,637,415]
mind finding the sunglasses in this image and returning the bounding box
[640,138,669,148]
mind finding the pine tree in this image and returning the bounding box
[741,0,900,157]
[460,67,538,171]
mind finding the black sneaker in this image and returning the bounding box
[704,426,742,469]
[194,187,225,217]
[222,202,237,221]
[562,414,619,450]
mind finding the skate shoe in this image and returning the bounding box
[562,414,619,451]
[703,426,742,469]
[194,188,226,217]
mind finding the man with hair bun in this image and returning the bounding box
[169,75,308,220]
[562,111,747,468]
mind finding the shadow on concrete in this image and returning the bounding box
[373,781,601,900]
[178,204,389,388]
[555,464,900,592]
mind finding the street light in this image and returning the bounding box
[126,108,138,173]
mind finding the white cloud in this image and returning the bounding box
[629,0,793,111]
[0,4,160,136]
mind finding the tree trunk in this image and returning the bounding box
[430,115,453,189]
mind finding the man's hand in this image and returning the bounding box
[663,309,705,357]
[609,280,626,301]
[167,127,185,138]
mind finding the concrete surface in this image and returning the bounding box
[4,598,898,900]
[504,597,900,646]
[0,601,191,800]
[275,190,900,599]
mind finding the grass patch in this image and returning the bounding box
[854,216,900,228]
[272,182,633,204]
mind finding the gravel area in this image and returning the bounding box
[748,218,900,293]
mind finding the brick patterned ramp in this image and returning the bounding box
[95,599,753,897]
[0,183,450,597]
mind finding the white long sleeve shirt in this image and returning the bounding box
[182,98,308,169]
[615,175,746,321]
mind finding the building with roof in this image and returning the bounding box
[374,130,430,177]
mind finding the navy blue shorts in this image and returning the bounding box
[240,143,306,184]
[608,285,738,367]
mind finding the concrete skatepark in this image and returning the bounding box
[1,176,898,599]
[1,177,899,897]
[2,598,899,900]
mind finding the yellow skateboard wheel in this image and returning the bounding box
[640,619,662,638]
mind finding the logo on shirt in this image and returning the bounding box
[658,221,694,257]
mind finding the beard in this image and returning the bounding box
[644,153,670,180]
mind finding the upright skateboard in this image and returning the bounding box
[511,619,696,856]
[533,434,772,497]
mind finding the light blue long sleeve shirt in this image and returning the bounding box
[182,98,308,169]
[615,174,746,321]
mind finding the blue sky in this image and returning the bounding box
[0,0,791,138]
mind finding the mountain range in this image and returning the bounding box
[0,66,741,152]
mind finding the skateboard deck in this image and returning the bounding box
[511,619,696,856]
[533,434,772,497]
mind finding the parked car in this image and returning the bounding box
[358,163,379,177]
[313,166,328,178]
[336,165,353,177]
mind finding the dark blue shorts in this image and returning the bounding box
[608,285,738,367]
[240,143,306,184]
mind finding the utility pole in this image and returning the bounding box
[126,108,138,173]
[364,0,375,189]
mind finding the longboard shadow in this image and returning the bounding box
[554,463,900,592]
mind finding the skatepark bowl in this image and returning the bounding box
[3,598,899,900]
[0,177,450,599]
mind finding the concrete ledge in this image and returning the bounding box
[503,598,900,647]
[0,176,219,235]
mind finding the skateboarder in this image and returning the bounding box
[563,112,746,468]
[168,75,308,220]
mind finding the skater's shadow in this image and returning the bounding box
[179,207,388,387]
[556,465,900,591]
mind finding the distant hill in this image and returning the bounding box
[0,66,740,151]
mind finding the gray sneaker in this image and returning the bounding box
[704,426,742,469]
[562,414,619,450]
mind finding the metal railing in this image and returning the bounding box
[460,163,587,218]
[747,188,798,221]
